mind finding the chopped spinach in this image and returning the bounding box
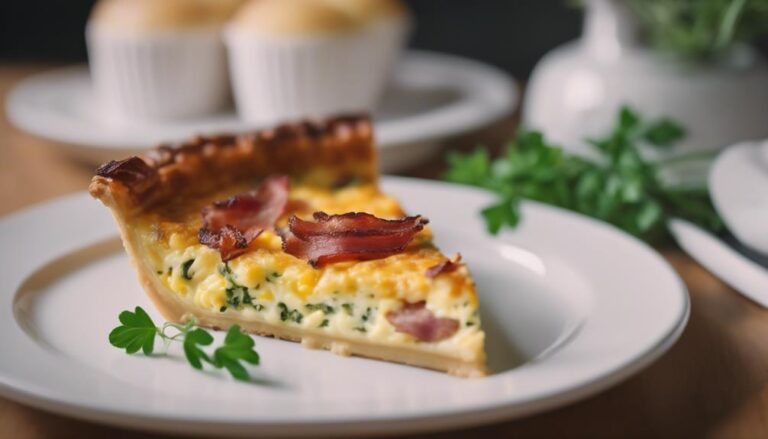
[220,263,262,311]
[278,302,303,323]
[305,303,335,315]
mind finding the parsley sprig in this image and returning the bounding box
[627,0,768,61]
[444,106,722,243]
[109,306,260,381]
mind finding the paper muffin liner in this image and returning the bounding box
[225,23,405,125]
[367,15,411,87]
[86,24,229,123]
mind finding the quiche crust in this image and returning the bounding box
[90,115,487,377]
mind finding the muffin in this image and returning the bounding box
[323,0,411,79]
[224,0,410,125]
[86,0,242,122]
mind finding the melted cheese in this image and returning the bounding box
[135,183,483,359]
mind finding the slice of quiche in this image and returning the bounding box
[89,115,486,377]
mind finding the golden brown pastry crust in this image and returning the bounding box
[89,114,376,215]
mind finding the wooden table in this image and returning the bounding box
[1,64,766,439]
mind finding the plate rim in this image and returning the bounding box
[0,177,689,436]
[4,50,517,151]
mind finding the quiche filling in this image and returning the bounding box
[136,183,484,360]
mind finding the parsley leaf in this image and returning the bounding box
[108,306,158,355]
[213,325,261,381]
[109,307,261,382]
[444,106,722,243]
[643,119,686,147]
[481,197,520,234]
[183,328,214,370]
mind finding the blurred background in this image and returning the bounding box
[0,1,583,78]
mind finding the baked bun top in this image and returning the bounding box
[90,0,243,32]
[230,0,407,35]
[321,0,407,24]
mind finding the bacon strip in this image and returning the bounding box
[281,212,428,267]
[198,175,289,261]
[386,301,460,342]
[425,254,462,278]
[95,157,158,195]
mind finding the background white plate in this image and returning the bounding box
[709,140,768,256]
[0,177,688,437]
[669,218,768,308]
[5,51,517,172]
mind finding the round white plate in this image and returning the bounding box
[5,51,517,172]
[709,140,768,255]
[0,177,688,437]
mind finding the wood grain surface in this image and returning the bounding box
[1,64,765,439]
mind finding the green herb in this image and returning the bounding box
[353,327,367,333]
[627,0,768,60]
[266,272,282,282]
[332,176,363,190]
[361,307,372,322]
[466,321,475,327]
[305,303,335,314]
[108,307,157,355]
[220,263,261,311]
[444,106,722,242]
[320,319,330,328]
[183,327,213,370]
[181,259,195,280]
[278,302,303,323]
[109,306,260,381]
[342,303,354,316]
[226,285,250,308]
[212,326,261,381]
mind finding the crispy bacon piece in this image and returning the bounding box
[199,225,249,262]
[281,212,428,267]
[386,301,460,342]
[95,157,158,195]
[198,175,288,261]
[425,254,462,278]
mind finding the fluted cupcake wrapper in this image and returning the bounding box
[86,25,230,123]
[225,25,403,125]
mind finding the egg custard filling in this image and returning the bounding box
[90,115,487,377]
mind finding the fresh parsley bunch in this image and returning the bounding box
[444,106,722,243]
[628,0,768,61]
[109,306,260,381]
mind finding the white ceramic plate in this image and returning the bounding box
[5,51,517,172]
[0,177,688,437]
[709,140,768,255]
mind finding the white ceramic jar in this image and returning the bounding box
[524,0,768,156]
